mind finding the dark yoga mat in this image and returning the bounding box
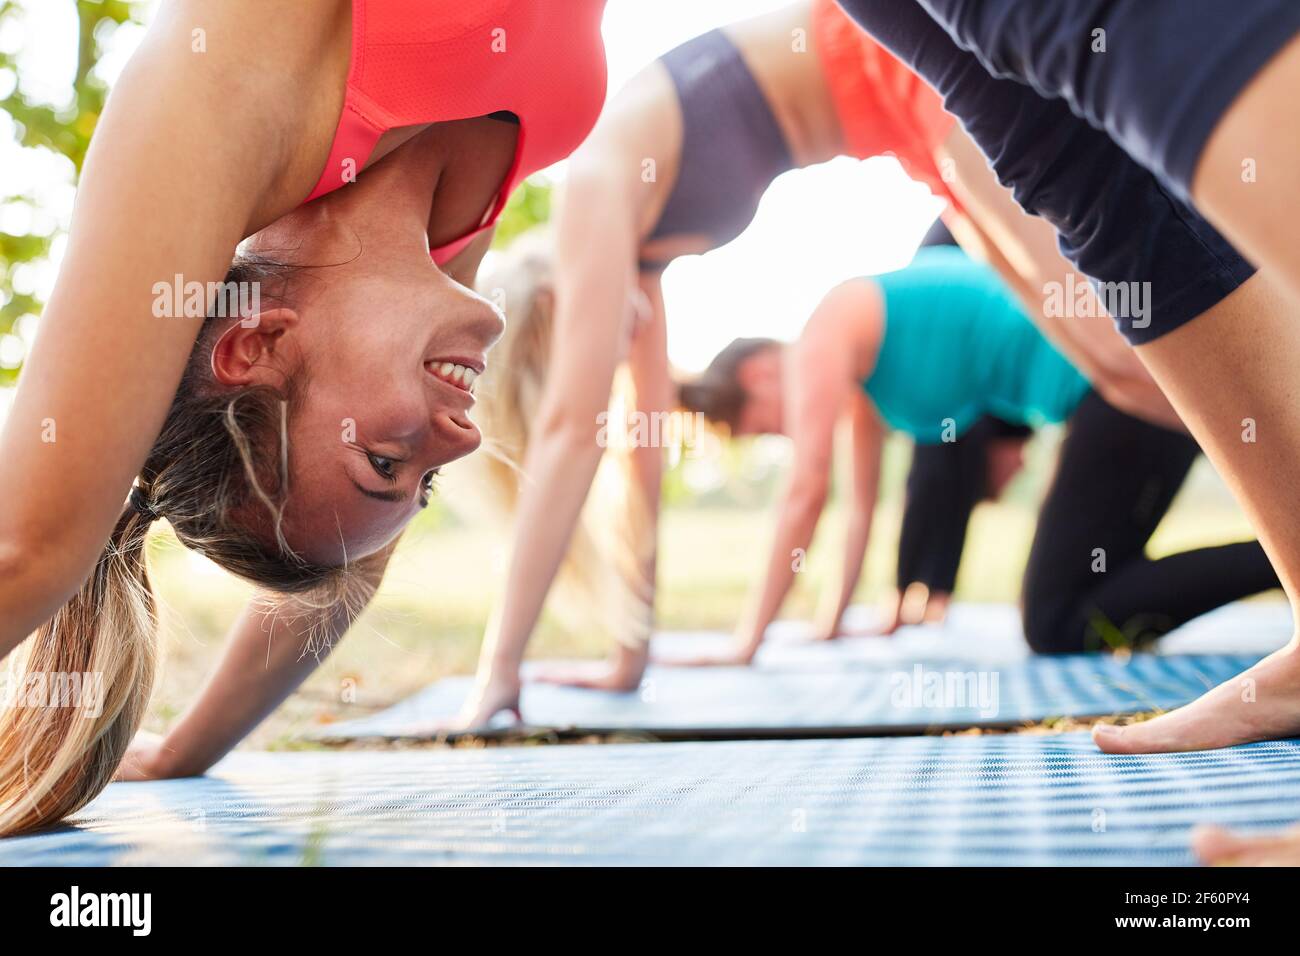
[308,653,1263,741]
[6,734,1299,866]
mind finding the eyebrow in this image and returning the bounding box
[349,477,410,504]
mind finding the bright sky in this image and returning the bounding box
[1,0,942,374]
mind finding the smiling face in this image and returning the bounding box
[211,240,504,565]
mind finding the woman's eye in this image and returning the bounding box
[419,469,441,504]
[367,454,398,481]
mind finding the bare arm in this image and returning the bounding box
[0,1,333,658]
[116,547,393,780]
[530,273,671,690]
[814,393,884,640]
[458,159,642,725]
[624,273,672,639]
[686,282,877,666]
[937,125,1183,430]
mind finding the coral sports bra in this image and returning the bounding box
[306,0,609,263]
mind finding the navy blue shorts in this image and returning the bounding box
[917,0,1300,198]
[835,0,1268,345]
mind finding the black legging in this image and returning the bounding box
[1022,390,1280,653]
[897,225,1023,594]
[898,415,1029,593]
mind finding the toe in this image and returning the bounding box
[1092,721,1146,753]
[1192,825,1248,864]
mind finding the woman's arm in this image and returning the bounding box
[116,547,393,780]
[0,1,333,659]
[678,281,879,666]
[813,393,883,640]
[456,157,644,727]
[936,125,1184,431]
[730,289,868,660]
[530,273,671,690]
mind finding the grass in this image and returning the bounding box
[141,446,1263,750]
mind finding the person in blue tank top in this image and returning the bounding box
[861,246,1091,443]
[676,247,1279,664]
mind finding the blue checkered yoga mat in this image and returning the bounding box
[5,734,1299,866]
[653,601,1292,667]
[310,653,1263,740]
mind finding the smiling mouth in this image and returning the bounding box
[426,360,482,393]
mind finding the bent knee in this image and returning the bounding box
[1021,593,1086,655]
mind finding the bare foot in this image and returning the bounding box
[1193,824,1300,866]
[1092,642,1300,753]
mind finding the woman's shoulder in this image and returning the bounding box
[803,277,884,367]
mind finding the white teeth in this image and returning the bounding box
[431,361,479,391]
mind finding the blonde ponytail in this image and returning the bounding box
[0,253,355,836]
[0,502,158,835]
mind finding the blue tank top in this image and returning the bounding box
[863,247,1090,444]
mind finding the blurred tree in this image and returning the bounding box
[492,176,551,249]
[0,0,141,383]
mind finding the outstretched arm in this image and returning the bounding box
[116,547,393,780]
[530,273,671,690]
[677,281,878,666]
[456,158,643,726]
[813,393,883,640]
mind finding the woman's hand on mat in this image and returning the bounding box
[531,662,642,692]
[113,732,180,782]
[858,619,901,638]
[811,619,847,642]
[532,643,647,691]
[451,678,523,731]
[854,590,904,637]
[857,584,951,636]
[661,641,757,668]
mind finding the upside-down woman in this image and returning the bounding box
[0,0,610,835]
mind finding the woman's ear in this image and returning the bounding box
[210,307,301,386]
